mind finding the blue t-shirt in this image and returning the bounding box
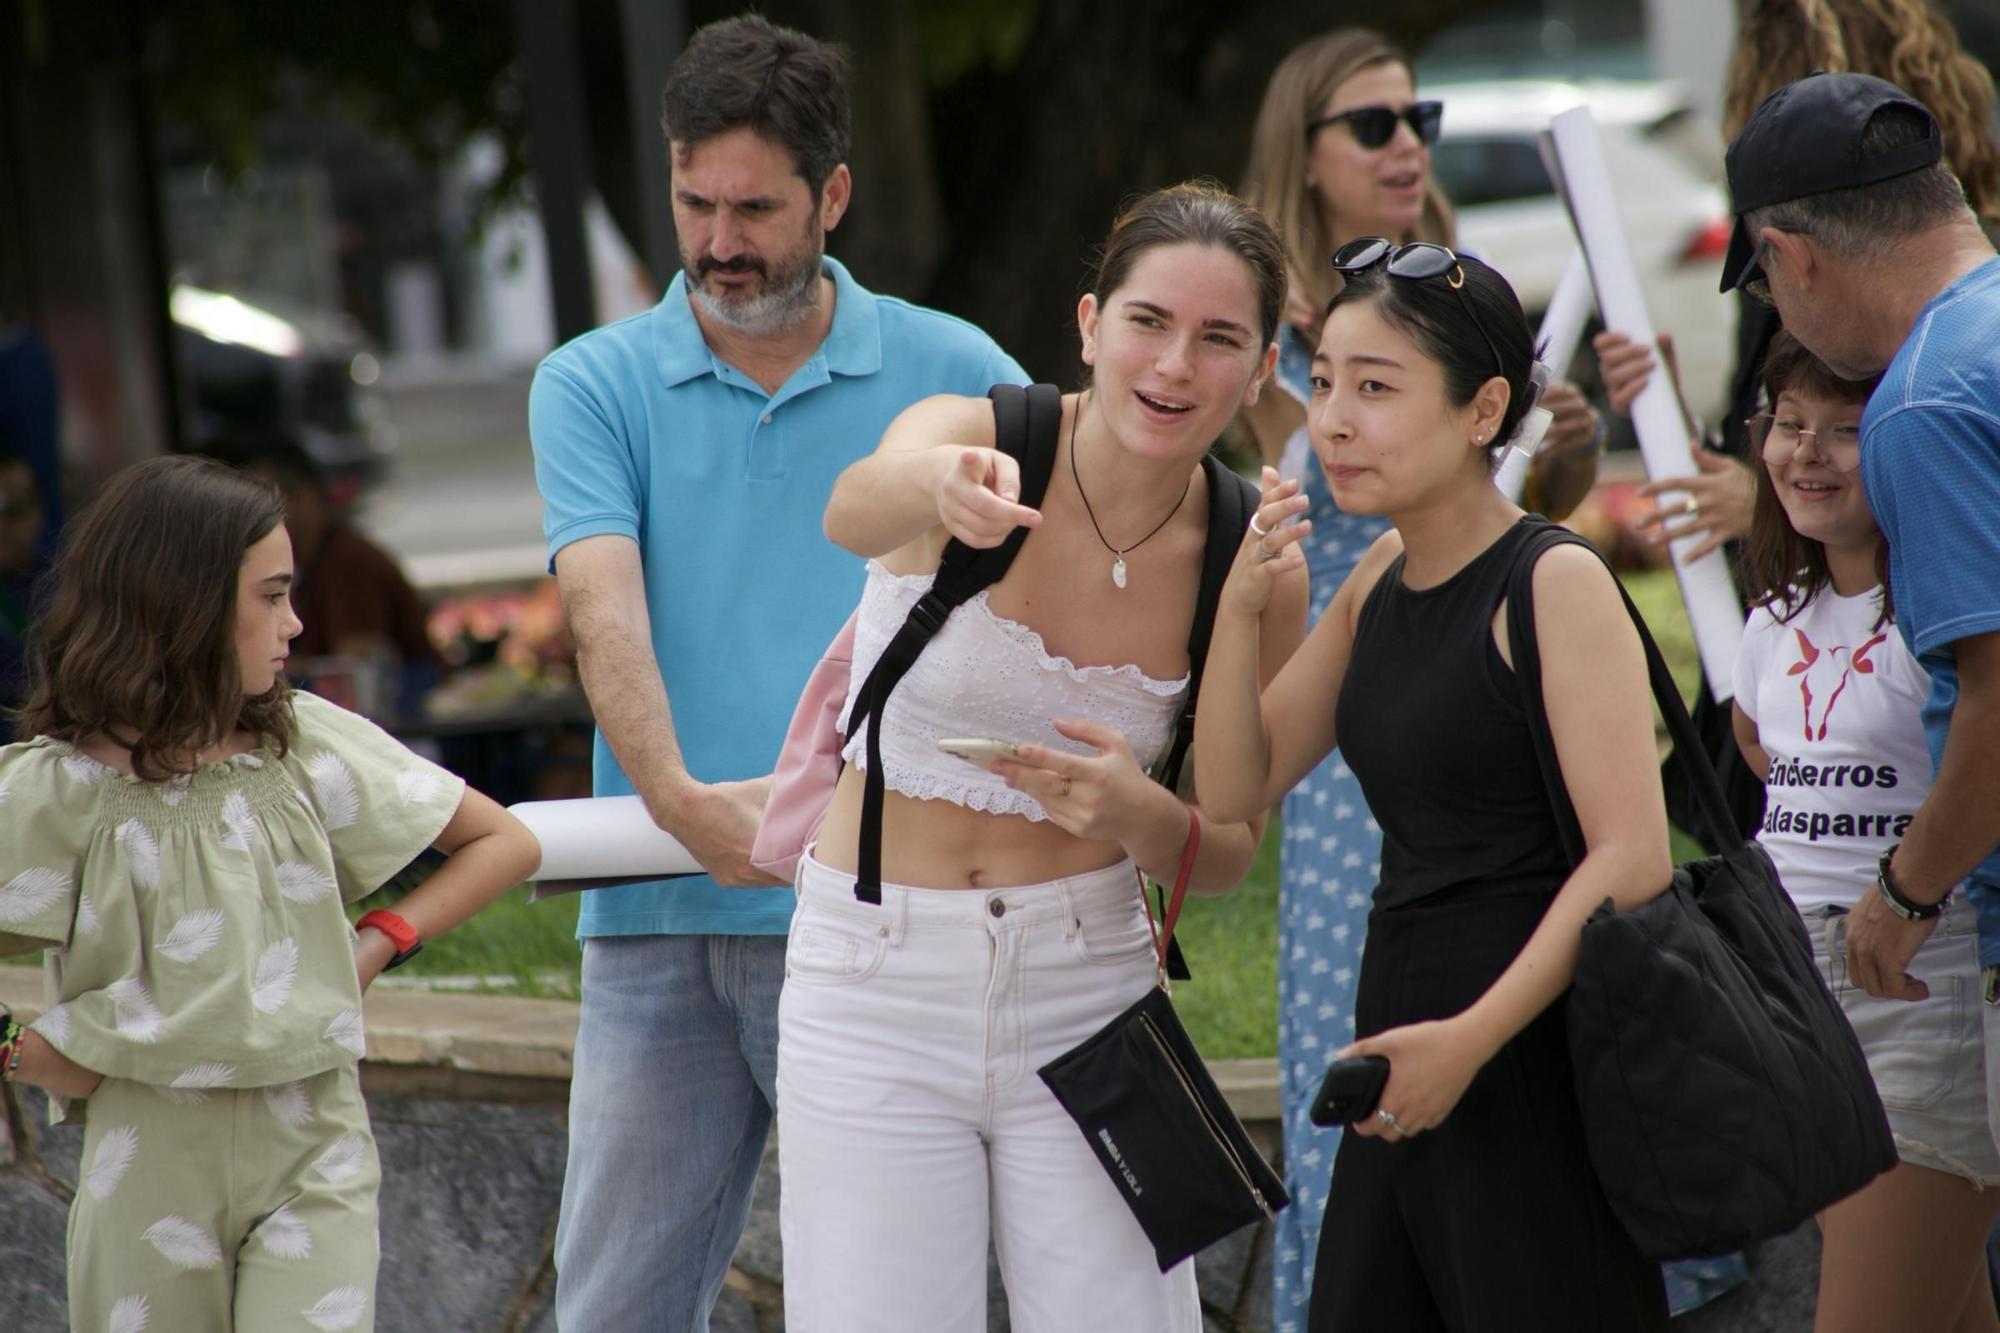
[530,256,1026,937]
[1861,256,2000,954]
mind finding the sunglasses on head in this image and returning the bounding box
[1331,238,1504,378]
[1306,100,1443,150]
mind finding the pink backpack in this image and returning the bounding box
[748,610,856,882]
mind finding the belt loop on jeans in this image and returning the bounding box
[1984,965,2000,1007]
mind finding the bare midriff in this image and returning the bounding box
[811,763,1128,889]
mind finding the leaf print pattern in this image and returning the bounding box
[251,938,301,1014]
[308,752,360,830]
[313,1134,367,1183]
[155,909,226,963]
[86,1125,138,1200]
[396,767,442,806]
[142,1215,224,1269]
[108,1295,151,1333]
[277,861,338,904]
[159,774,192,807]
[116,819,161,889]
[107,977,163,1042]
[220,791,257,851]
[324,1009,366,1056]
[73,893,101,938]
[0,867,69,925]
[61,752,114,785]
[171,1062,235,1090]
[301,1285,369,1331]
[155,1086,210,1106]
[264,1080,315,1127]
[259,1202,313,1260]
[34,1003,70,1045]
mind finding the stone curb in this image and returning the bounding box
[0,965,1279,1113]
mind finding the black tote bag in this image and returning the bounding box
[1505,522,1894,1259]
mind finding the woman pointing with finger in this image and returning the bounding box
[782,183,1309,1331]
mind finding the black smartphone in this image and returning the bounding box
[1309,1055,1391,1126]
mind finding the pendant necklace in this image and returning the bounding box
[1069,392,1192,589]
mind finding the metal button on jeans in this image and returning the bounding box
[988,898,1006,918]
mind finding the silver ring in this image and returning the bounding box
[1375,1107,1404,1133]
[1248,512,1272,538]
[1255,540,1279,562]
[1685,496,1701,519]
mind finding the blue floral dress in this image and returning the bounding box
[1262,328,1744,1326]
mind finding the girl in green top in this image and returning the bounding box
[0,455,539,1332]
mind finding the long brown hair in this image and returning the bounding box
[1240,29,1455,319]
[1724,0,2000,231]
[1091,181,1289,351]
[18,455,295,778]
[1742,331,1889,625]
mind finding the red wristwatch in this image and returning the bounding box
[355,910,423,971]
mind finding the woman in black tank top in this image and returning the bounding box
[1194,245,1673,1331]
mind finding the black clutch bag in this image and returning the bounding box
[1037,810,1289,1271]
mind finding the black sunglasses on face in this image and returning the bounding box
[1331,238,1504,378]
[1306,100,1443,150]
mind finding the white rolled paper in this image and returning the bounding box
[1497,251,1591,503]
[511,795,702,898]
[1546,107,1744,700]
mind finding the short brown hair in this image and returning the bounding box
[1742,330,1888,624]
[17,455,295,778]
[660,15,850,196]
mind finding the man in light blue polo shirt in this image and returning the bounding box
[528,16,1024,1329]
[1720,78,2000,1012]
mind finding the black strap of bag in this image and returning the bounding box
[848,383,1062,903]
[1502,520,1741,862]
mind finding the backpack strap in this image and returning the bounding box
[1504,521,1743,870]
[1150,454,1257,980]
[848,383,1063,901]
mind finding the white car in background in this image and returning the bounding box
[1426,79,1739,427]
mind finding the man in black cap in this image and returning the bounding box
[1720,72,2000,1007]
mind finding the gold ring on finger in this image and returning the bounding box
[1058,775,1072,798]
[1686,496,1700,519]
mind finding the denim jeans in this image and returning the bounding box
[554,932,785,1331]
[777,849,1202,1332]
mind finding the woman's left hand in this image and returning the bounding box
[991,718,1169,845]
[1340,1016,1496,1142]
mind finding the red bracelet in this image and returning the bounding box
[355,909,424,970]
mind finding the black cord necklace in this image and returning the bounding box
[1068,391,1192,590]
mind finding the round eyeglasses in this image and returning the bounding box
[1748,413,1863,473]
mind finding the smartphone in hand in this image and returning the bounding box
[937,737,1021,766]
[1309,1055,1391,1126]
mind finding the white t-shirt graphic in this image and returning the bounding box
[1734,586,1936,913]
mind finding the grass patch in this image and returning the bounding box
[380,567,1713,1064]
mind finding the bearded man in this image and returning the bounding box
[528,16,1024,1328]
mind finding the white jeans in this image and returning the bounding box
[777,849,1203,1332]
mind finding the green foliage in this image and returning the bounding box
[147,2,530,209]
[910,0,1037,87]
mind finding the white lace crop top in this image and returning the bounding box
[838,562,1190,822]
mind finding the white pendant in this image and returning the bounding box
[1111,555,1128,589]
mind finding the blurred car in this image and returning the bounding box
[172,283,396,505]
[1426,79,1739,428]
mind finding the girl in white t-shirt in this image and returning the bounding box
[1731,330,2000,1333]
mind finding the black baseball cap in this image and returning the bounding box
[1720,71,1943,293]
